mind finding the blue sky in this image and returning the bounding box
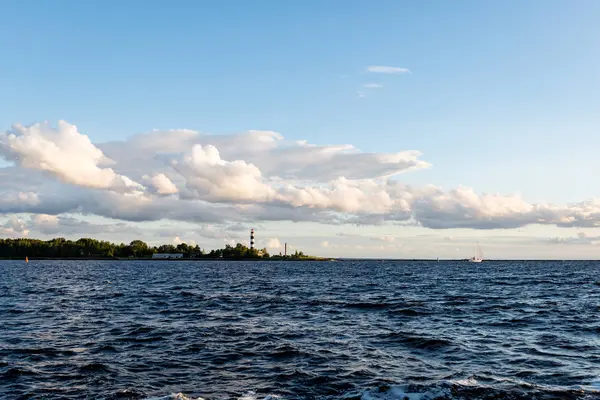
[1,1,600,258]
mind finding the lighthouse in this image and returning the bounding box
[250,229,255,250]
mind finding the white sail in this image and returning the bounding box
[469,243,483,262]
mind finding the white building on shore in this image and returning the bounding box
[152,253,184,259]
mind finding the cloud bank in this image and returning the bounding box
[2,121,600,237]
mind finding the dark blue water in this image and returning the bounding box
[1,260,600,400]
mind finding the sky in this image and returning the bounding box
[1,0,600,259]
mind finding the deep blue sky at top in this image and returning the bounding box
[1,0,599,202]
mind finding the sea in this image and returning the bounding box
[1,260,600,400]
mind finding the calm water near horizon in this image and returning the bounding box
[1,260,600,399]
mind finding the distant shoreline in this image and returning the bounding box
[0,257,332,261]
[1,257,594,262]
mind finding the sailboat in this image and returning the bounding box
[468,243,483,263]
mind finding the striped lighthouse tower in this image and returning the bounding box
[250,229,255,250]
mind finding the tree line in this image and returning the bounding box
[0,237,310,259]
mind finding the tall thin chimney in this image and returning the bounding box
[284,242,287,256]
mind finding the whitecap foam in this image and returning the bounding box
[359,385,451,400]
[145,393,205,400]
[146,393,283,400]
[237,392,281,400]
[354,379,600,400]
[145,391,284,400]
[447,377,479,387]
[144,382,600,400]
[448,375,600,395]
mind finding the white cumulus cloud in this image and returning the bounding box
[266,238,282,249]
[0,217,29,237]
[145,173,178,195]
[173,236,196,246]
[0,121,144,192]
[176,144,276,202]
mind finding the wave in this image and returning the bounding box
[78,362,112,373]
[389,308,429,316]
[0,347,77,357]
[143,380,600,400]
[355,380,600,400]
[2,367,40,379]
[379,332,456,350]
[145,393,282,400]
[146,394,204,400]
[344,302,395,310]
[268,344,308,359]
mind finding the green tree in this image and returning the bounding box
[129,240,149,257]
